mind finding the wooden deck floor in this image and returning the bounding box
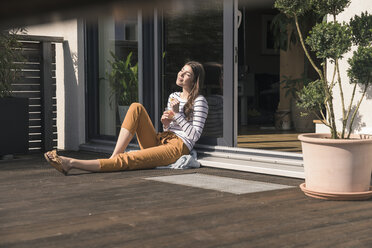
[1,151,372,248]
[238,126,302,153]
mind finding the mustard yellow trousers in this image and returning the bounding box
[99,103,189,172]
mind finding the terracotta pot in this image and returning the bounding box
[298,133,372,193]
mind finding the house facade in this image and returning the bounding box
[24,0,372,176]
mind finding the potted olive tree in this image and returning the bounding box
[0,29,28,157]
[107,51,138,124]
[275,0,372,200]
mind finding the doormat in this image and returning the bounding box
[145,173,294,195]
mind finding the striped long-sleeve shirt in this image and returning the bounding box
[163,92,209,151]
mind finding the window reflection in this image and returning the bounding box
[98,14,138,136]
[162,0,224,138]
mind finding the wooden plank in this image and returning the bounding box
[313,119,327,124]
[29,106,41,112]
[29,112,56,119]
[29,141,42,148]
[29,112,41,119]
[19,42,56,52]
[28,140,57,148]
[17,35,64,43]
[29,98,55,105]
[28,98,41,105]
[29,119,41,126]
[29,126,56,133]
[11,92,40,98]
[21,70,41,77]
[20,42,41,50]
[19,63,55,70]
[20,50,56,63]
[2,157,372,248]
[28,103,56,112]
[29,126,42,134]
[28,148,42,152]
[17,62,41,70]
[21,49,41,62]
[30,119,56,129]
[29,133,57,141]
[11,84,40,91]
[237,133,302,153]
[40,41,54,152]
[17,77,56,85]
[17,77,40,84]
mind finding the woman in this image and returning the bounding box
[45,61,208,175]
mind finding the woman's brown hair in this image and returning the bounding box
[183,61,205,120]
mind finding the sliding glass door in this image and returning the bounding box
[161,0,237,147]
[86,13,139,141]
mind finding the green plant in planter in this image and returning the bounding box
[274,0,372,139]
[281,75,315,119]
[107,51,138,106]
[281,75,312,101]
[0,28,25,98]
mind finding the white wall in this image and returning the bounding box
[324,0,372,135]
[26,19,86,150]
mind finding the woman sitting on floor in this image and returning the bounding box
[45,61,209,175]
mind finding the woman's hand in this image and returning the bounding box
[170,99,180,113]
[161,110,173,128]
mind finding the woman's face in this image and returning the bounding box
[176,65,195,91]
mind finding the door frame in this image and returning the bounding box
[196,0,238,147]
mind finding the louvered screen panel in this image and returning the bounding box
[11,39,58,153]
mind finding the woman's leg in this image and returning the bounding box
[46,103,161,173]
[45,152,101,173]
[110,128,133,158]
[110,102,159,158]
[121,103,159,149]
[59,156,101,172]
[99,137,189,172]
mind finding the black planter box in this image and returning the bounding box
[0,97,29,156]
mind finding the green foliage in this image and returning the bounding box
[297,80,325,112]
[274,0,311,17]
[271,10,323,51]
[348,46,372,85]
[349,11,372,46]
[281,75,312,99]
[271,13,297,51]
[306,21,352,60]
[275,0,372,138]
[0,28,25,98]
[310,0,350,16]
[107,51,138,106]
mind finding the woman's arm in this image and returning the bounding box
[161,94,175,131]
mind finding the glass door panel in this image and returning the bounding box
[98,14,139,137]
[161,0,236,146]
